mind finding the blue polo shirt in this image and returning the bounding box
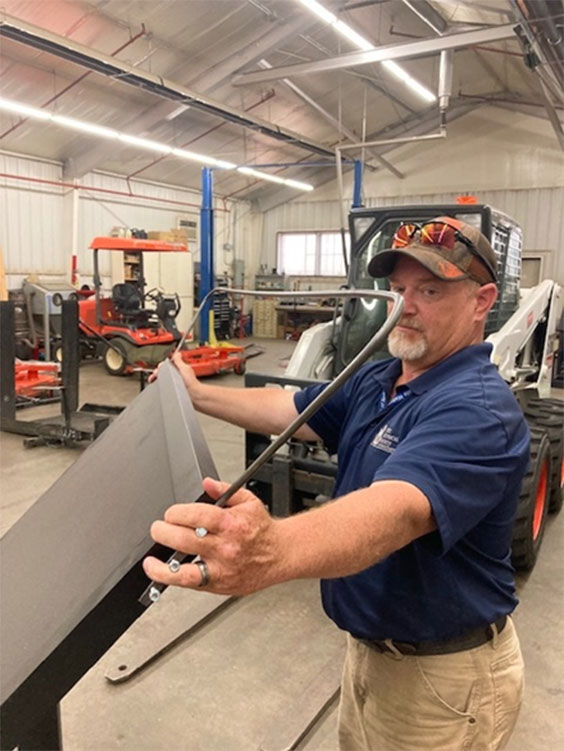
[293,343,530,642]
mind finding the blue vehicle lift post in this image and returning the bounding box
[352,159,363,209]
[199,167,214,345]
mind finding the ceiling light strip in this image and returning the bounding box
[297,0,436,102]
[237,166,314,191]
[0,97,314,191]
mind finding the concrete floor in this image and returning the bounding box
[1,339,563,750]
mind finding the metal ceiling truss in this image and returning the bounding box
[509,0,564,151]
[299,32,419,115]
[399,0,512,95]
[251,99,479,213]
[257,61,404,179]
[0,14,335,159]
[65,14,316,178]
[232,24,518,84]
[400,0,448,35]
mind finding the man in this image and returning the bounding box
[144,217,529,751]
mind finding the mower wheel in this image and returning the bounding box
[234,359,246,375]
[103,340,128,376]
[511,427,551,571]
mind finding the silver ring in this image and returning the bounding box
[195,526,208,538]
[196,559,210,588]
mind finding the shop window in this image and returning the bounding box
[277,231,349,276]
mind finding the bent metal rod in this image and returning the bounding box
[139,287,403,606]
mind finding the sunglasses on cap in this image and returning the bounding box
[392,221,498,283]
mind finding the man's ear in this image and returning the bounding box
[474,282,498,322]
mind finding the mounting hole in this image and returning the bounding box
[118,664,128,671]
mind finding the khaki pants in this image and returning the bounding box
[338,617,524,751]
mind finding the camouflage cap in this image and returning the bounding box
[367,216,498,285]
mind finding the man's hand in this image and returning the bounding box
[142,477,285,596]
[148,352,199,398]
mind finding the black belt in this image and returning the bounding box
[357,615,508,657]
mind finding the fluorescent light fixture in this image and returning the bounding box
[118,133,172,153]
[237,166,314,191]
[299,0,335,24]
[171,148,237,169]
[214,158,238,170]
[296,0,436,102]
[381,60,436,103]
[284,178,315,191]
[333,20,373,52]
[53,115,118,139]
[0,97,51,121]
[0,96,313,192]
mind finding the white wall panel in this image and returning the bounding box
[307,109,563,202]
[77,171,202,283]
[76,172,243,287]
[0,153,66,288]
[261,187,564,284]
[1,157,256,292]
[260,108,563,283]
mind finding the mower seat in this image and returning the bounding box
[112,284,155,328]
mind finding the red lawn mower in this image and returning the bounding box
[81,237,246,377]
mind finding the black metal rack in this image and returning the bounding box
[0,300,122,447]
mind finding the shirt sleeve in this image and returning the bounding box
[293,384,342,455]
[293,370,364,455]
[371,399,530,555]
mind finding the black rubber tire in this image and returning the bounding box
[103,339,128,376]
[522,397,563,514]
[511,428,551,571]
[15,340,33,360]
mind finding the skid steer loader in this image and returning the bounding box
[245,204,562,571]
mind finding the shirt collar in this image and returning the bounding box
[376,343,493,396]
[405,343,493,395]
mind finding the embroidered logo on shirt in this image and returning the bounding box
[371,424,400,454]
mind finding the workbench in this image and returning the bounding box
[276,305,336,340]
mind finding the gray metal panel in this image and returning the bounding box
[0,361,217,703]
[60,580,345,751]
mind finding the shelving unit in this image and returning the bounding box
[123,252,142,287]
[252,274,285,338]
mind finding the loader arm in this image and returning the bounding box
[488,280,562,395]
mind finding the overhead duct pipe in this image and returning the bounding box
[0,14,335,159]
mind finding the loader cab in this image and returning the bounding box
[333,204,523,375]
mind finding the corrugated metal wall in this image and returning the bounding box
[0,153,253,289]
[261,187,564,284]
[76,171,203,280]
[2,152,563,289]
[0,153,66,286]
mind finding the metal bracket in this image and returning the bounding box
[105,589,234,684]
